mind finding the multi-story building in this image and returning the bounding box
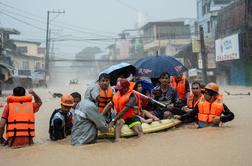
[196,0,235,81]
[12,40,45,70]
[11,40,45,86]
[197,0,234,38]
[215,0,252,86]
[141,18,196,56]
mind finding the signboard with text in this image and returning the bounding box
[215,33,240,61]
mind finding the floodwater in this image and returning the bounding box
[0,81,252,166]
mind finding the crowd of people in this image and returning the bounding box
[0,72,235,148]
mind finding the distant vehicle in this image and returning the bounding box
[69,79,78,85]
[12,69,33,88]
[31,69,46,87]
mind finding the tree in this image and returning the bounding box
[75,47,102,59]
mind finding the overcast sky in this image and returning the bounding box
[0,0,197,57]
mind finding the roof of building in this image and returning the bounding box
[12,39,41,45]
[141,18,196,29]
[0,28,20,35]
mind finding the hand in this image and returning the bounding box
[28,89,35,95]
[152,116,160,121]
[166,104,174,110]
[212,117,221,125]
[182,106,191,112]
[108,121,115,128]
[174,115,181,120]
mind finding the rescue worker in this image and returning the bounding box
[175,82,235,128]
[182,81,204,112]
[103,79,143,141]
[170,73,190,106]
[49,95,74,141]
[0,87,42,147]
[71,83,108,145]
[96,73,115,122]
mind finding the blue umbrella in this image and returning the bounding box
[135,80,154,91]
[134,55,187,78]
[97,62,136,85]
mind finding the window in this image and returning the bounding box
[35,62,41,69]
[22,61,29,70]
[207,21,211,33]
[17,47,28,54]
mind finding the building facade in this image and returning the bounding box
[215,0,252,86]
[196,0,235,82]
[141,18,195,56]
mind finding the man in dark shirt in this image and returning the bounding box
[151,72,180,119]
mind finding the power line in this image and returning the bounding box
[113,0,155,20]
[0,11,46,31]
[0,1,117,37]
[0,7,111,38]
[114,0,138,12]
[0,7,119,45]
[0,7,45,25]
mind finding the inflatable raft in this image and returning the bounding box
[98,119,181,138]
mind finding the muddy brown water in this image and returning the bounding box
[0,83,251,166]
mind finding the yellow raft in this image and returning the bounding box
[98,119,181,138]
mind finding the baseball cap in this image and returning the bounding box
[114,79,130,90]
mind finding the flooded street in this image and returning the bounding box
[1,0,252,165]
[1,83,251,166]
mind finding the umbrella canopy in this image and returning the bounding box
[134,55,187,78]
[98,62,136,85]
[135,80,154,91]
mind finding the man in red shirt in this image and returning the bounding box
[0,87,42,148]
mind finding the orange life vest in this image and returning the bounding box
[129,82,135,90]
[187,93,203,109]
[6,96,35,139]
[170,75,187,99]
[197,95,224,123]
[97,86,113,113]
[112,89,141,120]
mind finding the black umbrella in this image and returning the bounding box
[134,55,187,78]
[98,62,136,85]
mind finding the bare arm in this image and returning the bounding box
[102,101,113,116]
[112,106,129,121]
[142,109,160,121]
[0,118,6,138]
[28,89,42,106]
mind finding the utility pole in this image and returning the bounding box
[199,26,208,83]
[0,33,3,56]
[45,10,65,84]
[157,26,161,56]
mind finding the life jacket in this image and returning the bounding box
[6,96,35,139]
[112,89,141,120]
[97,86,113,113]
[170,75,187,99]
[197,95,224,123]
[187,93,203,109]
[129,82,136,90]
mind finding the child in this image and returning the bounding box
[134,81,159,124]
